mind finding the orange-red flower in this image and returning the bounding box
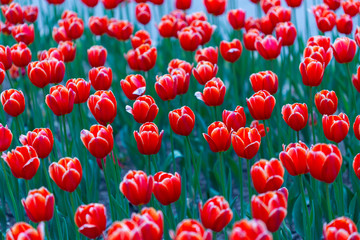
[336,14,353,35]
[19,128,53,159]
[87,45,107,68]
[299,57,324,87]
[251,158,284,193]
[232,127,261,159]
[282,103,308,131]
[0,45,12,70]
[107,220,141,240]
[81,0,99,7]
[58,41,76,62]
[323,217,358,240]
[331,37,357,64]
[131,30,152,49]
[307,143,342,183]
[314,8,336,33]
[153,172,181,205]
[102,0,121,9]
[49,157,82,192]
[66,78,91,104]
[222,106,246,132]
[155,74,177,101]
[275,22,297,46]
[6,222,44,240]
[255,35,282,60]
[131,207,164,240]
[190,20,214,45]
[0,124,12,152]
[192,61,218,85]
[322,113,350,143]
[250,70,278,95]
[63,16,84,40]
[178,26,202,52]
[1,89,25,117]
[259,15,275,35]
[268,6,291,26]
[38,48,63,61]
[88,90,117,125]
[204,0,226,16]
[243,28,263,51]
[136,3,151,25]
[250,120,269,137]
[89,66,112,91]
[22,187,54,222]
[169,106,195,136]
[227,9,246,30]
[324,0,341,10]
[121,74,146,100]
[126,95,158,124]
[247,90,276,120]
[195,77,225,106]
[353,66,360,93]
[2,3,23,24]
[27,60,51,88]
[126,44,157,71]
[353,154,360,181]
[168,59,192,75]
[175,0,191,10]
[47,58,65,84]
[203,121,231,152]
[75,203,107,239]
[52,26,70,43]
[245,17,261,31]
[261,0,281,13]
[315,90,338,115]
[107,19,133,41]
[220,39,242,63]
[229,219,272,240]
[303,44,332,68]
[354,115,360,140]
[80,124,113,159]
[195,46,218,65]
[45,85,75,116]
[134,122,163,155]
[11,23,34,45]
[157,15,177,38]
[285,0,303,7]
[170,219,212,240]
[88,16,108,36]
[120,170,153,205]
[279,142,309,176]
[0,63,5,85]
[342,0,359,17]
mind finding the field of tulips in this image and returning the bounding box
[2,0,360,239]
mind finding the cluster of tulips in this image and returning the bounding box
[1,0,360,239]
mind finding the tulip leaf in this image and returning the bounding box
[0,209,6,233]
[292,195,305,238]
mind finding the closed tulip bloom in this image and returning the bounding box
[58,41,76,62]
[19,128,54,158]
[0,63,5,85]
[126,44,157,71]
[0,45,12,70]
[303,45,332,68]
[227,9,246,30]
[322,113,350,143]
[134,122,163,155]
[88,66,112,91]
[247,90,276,120]
[66,78,91,104]
[195,46,218,65]
[314,9,336,33]
[120,170,153,206]
[169,106,195,136]
[23,6,38,23]
[355,27,360,47]
[245,17,261,31]
[0,124,12,152]
[195,77,226,106]
[222,106,246,132]
[354,115,360,140]
[75,203,107,239]
[191,20,214,45]
[22,187,54,222]
[135,3,151,25]
[131,30,152,49]
[131,207,164,240]
[63,16,84,40]
[102,0,121,9]
[252,188,288,232]
[171,68,190,95]
[342,0,358,17]
[315,90,338,115]
[250,70,278,94]
[199,196,233,232]
[81,124,113,159]
[232,127,261,159]
[168,59,193,75]
[88,90,117,125]
[45,85,75,116]
[121,74,146,100]
[324,0,341,10]
[281,103,308,131]
[2,3,23,24]
[268,6,291,26]
[285,0,302,7]
[204,0,226,16]
[255,35,282,60]
[336,14,353,35]
[203,121,231,152]
[1,89,25,117]
[61,10,78,20]
[47,58,65,84]
[279,142,309,176]
[10,42,31,67]
[170,219,212,240]
[27,60,51,88]
[11,23,34,45]
[307,143,342,183]
[323,217,358,240]
[332,37,357,64]
[49,157,82,192]
[178,27,202,52]
[175,0,191,10]
[261,0,280,13]
[299,57,324,87]
[107,19,133,41]
[126,95,158,124]
[153,172,181,205]
[89,16,108,36]
[9,66,19,79]
[6,222,44,240]
[229,219,272,240]
[275,22,297,46]
[220,39,242,63]
[87,45,107,68]
[157,15,177,38]
[243,28,264,51]
[259,15,275,35]
[107,220,141,240]
[81,0,99,7]
[2,145,40,180]
[192,61,218,85]
[52,26,70,43]
[251,158,285,193]
[47,0,65,4]
[353,66,360,93]
[250,120,269,137]
[353,154,360,180]
[38,48,64,61]
[155,74,177,101]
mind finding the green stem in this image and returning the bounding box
[238,158,244,218]
[299,175,310,240]
[347,63,357,114]
[101,158,115,221]
[15,117,21,141]
[70,192,80,240]
[167,101,176,172]
[152,155,158,173]
[218,152,226,198]
[262,120,273,157]
[147,155,151,174]
[326,183,333,221]
[5,71,13,88]
[309,87,316,144]
[247,159,252,217]
[186,136,202,201]
[62,115,69,156]
[53,207,63,240]
[296,131,300,143]
[25,180,30,195]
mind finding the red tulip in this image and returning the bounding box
[178,26,202,52]
[168,59,192,75]
[259,15,275,35]
[204,0,226,16]
[131,207,164,240]
[9,65,19,79]
[61,10,77,19]
[38,48,64,61]
[19,128,54,159]
[47,0,65,4]
[0,124,12,152]
[175,0,191,10]
[0,63,5,85]
[303,44,332,68]
[155,74,177,101]
[255,35,282,60]
[107,19,133,41]
[153,171,181,205]
[81,0,98,7]
[261,0,280,13]
[131,30,152,49]
[89,66,112,91]
[314,8,336,33]
[89,16,108,36]
[22,187,54,222]
[190,20,214,45]
[102,0,121,9]
[169,106,195,136]
[195,77,225,106]
[120,74,146,100]
[220,39,242,63]
[323,217,358,240]
[332,37,357,64]
[134,122,164,155]
[195,46,218,65]
[203,121,231,152]
[120,170,153,205]
[279,142,309,176]
[170,219,212,240]
[63,16,84,40]
[247,90,276,120]
[11,23,34,45]
[66,78,91,104]
[285,0,303,7]
[250,120,269,137]
[45,85,75,116]
[245,17,261,31]
[10,42,31,68]
[187,12,208,25]
[232,127,261,159]
[192,61,218,85]
[353,154,360,181]
[354,115,360,140]
[275,22,297,46]
[52,26,70,43]
[252,187,288,232]
[250,70,278,94]
[6,222,44,240]
[126,95,158,124]
[81,124,113,159]
[243,28,264,51]
[0,45,12,70]
[268,6,291,26]
[87,45,107,68]
[49,157,82,192]
[227,9,246,30]
[58,41,76,62]
[107,220,141,240]
[251,158,284,193]
[342,0,359,17]
[75,203,107,239]
[299,57,324,87]
[229,219,272,240]
[2,3,23,24]
[136,3,151,25]
[281,103,308,131]
[157,15,177,38]
[151,0,164,4]
[307,143,342,183]
[222,106,246,132]
[324,0,341,10]
[314,90,338,115]
[336,14,353,35]
[125,44,157,71]
[1,89,25,117]
[88,90,117,125]
[171,68,190,95]
[322,113,350,143]
[47,58,65,84]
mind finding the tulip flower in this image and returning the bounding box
[324,0,341,10]
[107,19,133,41]
[250,70,278,95]
[354,115,360,140]
[9,65,19,79]
[307,143,342,183]
[250,120,269,137]
[47,58,65,84]
[251,158,284,193]
[252,187,288,232]
[120,170,153,205]
[178,26,202,52]
[227,9,246,30]
[1,89,25,117]
[275,22,297,46]
[80,124,113,159]
[155,74,177,101]
[107,220,142,240]
[120,74,146,100]
[88,66,112,91]
[2,3,23,24]
[261,0,281,13]
[131,30,152,49]
[88,90,117,125]
[0,124,12,152]
[126,95,158,124]
[81,0,99,7]
[259,15,275,35]
[170,68,189,95]
[192,61,218,85]
[88,16,108,36]
[222,106,246,132]
[331,37,357,64]
[195,46,218,65]
[268,6,291,26]
[66,78,91,104]
[19,128,54,159]
[27,60,51,88]
[255,35,282,60]
[170,219,212,240]
[279,142,309,176]
[11,23,34,45]
[45,85,75,116]
[243,29,264,51]
[61,10,77,19]
[131,207,164,240]
[169,106,195,136]
[6,222,44,240]
[281,103,308,131]
[10,42,31,67]
[134,122,163,155]
[323,217,358,240]
[22,187,54,222]
[336,14,353,35]
[353,66,360,93]
[314,90,338,115]
[63,16,84,40]
[190,20,214,45]
[0,63,5,85]
[126,44,157,71]
[303,45,332,68]
[342,0,358,17]
[195,77,226,106]
[355,27,360,47]
[153,172,181,205]
[229,219,272,240]
[220,39,242,63]
[175,0,191,10]
[247,90,276,120]
[245,17,261,31]
[87,45,107,68]
[203,121,231,152]
[314,8,336,33]
[135,3,151,25]
[58,41,76,62]
[204,0,226,16]
[285,0,303,7]
[232,127,261,159]
[0,45,12,70]
[102,0,120,9]
[353,154,360,181]
[168,59,192,75]
[322,113,350,143]
[49,157,82,192]
[157,15,177,38]
[75,203,107,239]
[299,57,324,87]
[38,48,63,61]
